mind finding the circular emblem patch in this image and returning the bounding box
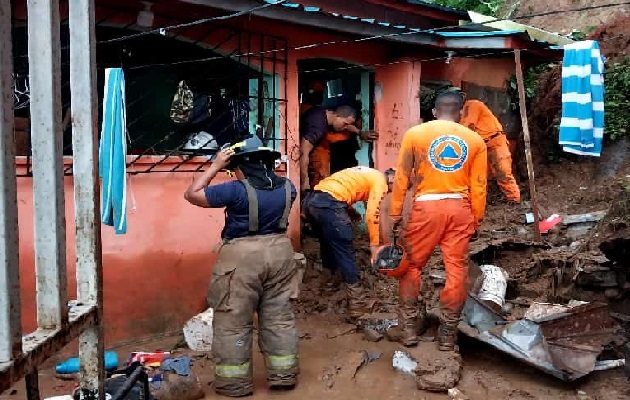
[428,135,469,172]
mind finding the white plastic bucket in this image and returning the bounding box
[183,308,214,352]
[477,264,508,309]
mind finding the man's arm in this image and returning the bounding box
[300,139,315,191]
[469,142,488,228]
[184,148,234,207]
[345,123,379,142]
[390,131,414,221]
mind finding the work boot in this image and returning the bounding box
[398,297,427,347]
[437,323,458,351]
[345,283,367,323]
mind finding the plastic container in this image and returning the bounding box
[55,351,119,374]
[477,265,509,313]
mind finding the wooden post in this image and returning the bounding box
[514,50,542,242]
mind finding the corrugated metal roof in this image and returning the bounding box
[261,0,560,50]
[433,30,524,37]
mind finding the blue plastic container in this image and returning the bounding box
[55,351,119,374]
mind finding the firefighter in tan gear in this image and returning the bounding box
[185,135,298,397]
[390,91,488,351]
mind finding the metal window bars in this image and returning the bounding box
[1,0,105,398]
[13,17,289,177]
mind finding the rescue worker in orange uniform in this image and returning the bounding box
[302,166,395,322]
[300,105,358,191]
[390,91,488,350]
[454,90,520,203]
[309,123,378,187]
[184,136,298,397]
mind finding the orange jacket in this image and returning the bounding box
[314,166,388,246]
[315,131,354,151]
[460,100,504,141]
[390,120,488,226]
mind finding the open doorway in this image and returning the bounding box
[297,58,374,169]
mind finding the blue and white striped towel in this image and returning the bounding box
[99,68,127,234]
[559,40,605,157]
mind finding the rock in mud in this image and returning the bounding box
[362,327,384,342]
[357,312,398,334]
[448,388,470,400]
[407,346,463,392]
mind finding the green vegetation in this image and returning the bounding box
[429,0,505,16]
[603,57,630,141]
[506,57,630,143]
[506,63,553,110]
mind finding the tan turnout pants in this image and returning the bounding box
[207,233,299,397]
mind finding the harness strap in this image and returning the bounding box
[278,180,291,230]
[240,179,292,233]
[240,179,259,233]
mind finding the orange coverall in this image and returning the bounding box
[460,100,520,202]
[309,131,354,187]
[390,120,487,322]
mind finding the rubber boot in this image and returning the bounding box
[345,283,366,323]
[437,323,457,351]
[398,297,427,347]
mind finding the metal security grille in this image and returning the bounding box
[1,1,105,398]
[12,18,289,177]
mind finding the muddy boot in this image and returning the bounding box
[398,297,427,347]
[323,270,342,292]
[345,283,366,323]
[437,322,458,351]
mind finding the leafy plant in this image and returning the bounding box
[603,57,630,141]
[506,63,554,111]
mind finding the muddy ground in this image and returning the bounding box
[5,156,629,400]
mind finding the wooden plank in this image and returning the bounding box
[514,49,542,242]
[0,0,23,364]
[27,0,68,328]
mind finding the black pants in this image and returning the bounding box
[302,191,358,284]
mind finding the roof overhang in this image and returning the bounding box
[181,0,563,59]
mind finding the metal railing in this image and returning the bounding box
[0,0,105,398]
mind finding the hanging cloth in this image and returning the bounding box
[99,68,128,234]
[558,40,605,157]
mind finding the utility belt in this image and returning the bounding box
[483,131,505,143]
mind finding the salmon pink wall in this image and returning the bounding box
[373,62,422,170]
[11,3,418,348]
[15,157,296,347]
[421,57,516,89]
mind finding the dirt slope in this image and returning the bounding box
[502,0,630,33]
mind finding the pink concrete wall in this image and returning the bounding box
[16,158,242,345]
[373,61,422,170]
[421,58,516,89]
[10,1,422,348]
